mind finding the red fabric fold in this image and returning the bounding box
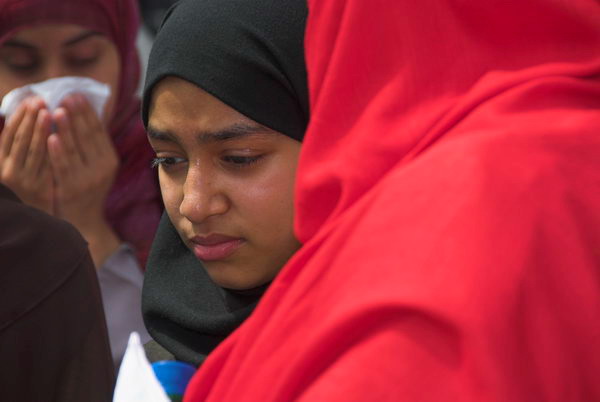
[185,0,600,400]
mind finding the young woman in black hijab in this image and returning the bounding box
[141,0,308,367]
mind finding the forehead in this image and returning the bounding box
[147,77,293,147]
[149,77,254,130]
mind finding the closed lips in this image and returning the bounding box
[190,234,244,261]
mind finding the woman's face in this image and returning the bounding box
[148,77,302,290]
[0,23,120,126]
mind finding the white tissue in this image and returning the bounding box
[113,332,170,402]
[0,76,110,120]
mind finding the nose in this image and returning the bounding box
[43,59,70,80]
[179,165,229,223]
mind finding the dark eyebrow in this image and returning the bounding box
[147,123,274,144]
[63,31,102,46]
[2,39,36,51]
[147,126,178,142]
[2,31,101,50]
[197,123,272,143]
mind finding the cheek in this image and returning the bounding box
[87,50,121,126]
[237,165,297,239]
[0,68,32,99]
[102,83,117,126]
[101,67,120,126]
[158,171,184,222]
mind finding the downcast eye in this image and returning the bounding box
[151,156,186,168]
[223,155,262,165]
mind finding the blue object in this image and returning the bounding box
[152,360,196,397]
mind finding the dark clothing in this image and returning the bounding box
[144,339,175,363]
[0,184,114,401]
[142,213,263,367]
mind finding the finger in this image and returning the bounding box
[78,94,103,131]
[60,96,87,161]
[36,155,52,191]
[53,107,83,165]
[73,94,113,165]
[0,99,29,158]
[78,94,112,154]
[25,108,51,175]
[47,133,70,196]
[12,97,44,168]
[78,94,112,162]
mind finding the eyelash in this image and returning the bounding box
[151,157,184,168]
[7,61,38,72]
[151,155,263,169]
[222,155,263,167]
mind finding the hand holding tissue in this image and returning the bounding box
[0,75,119,256]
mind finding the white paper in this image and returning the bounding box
[0,76,110,120]
[113,332,170,402]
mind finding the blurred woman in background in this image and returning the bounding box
[0,0,162,366]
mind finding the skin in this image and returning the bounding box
[0,23,122,267]
[148,77,302,290]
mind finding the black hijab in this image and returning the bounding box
[141,0,308,367]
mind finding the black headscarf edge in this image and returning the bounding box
[141,0,309,141]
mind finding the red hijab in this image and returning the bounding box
[184,0,600,400]
[0,0,162,265]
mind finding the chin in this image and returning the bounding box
[213,277,264,291]
[203,265,249,290]
[205,266,269,291]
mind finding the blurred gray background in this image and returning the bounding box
[136,0,178,95]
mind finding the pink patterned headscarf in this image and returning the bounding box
[0,0,162,266]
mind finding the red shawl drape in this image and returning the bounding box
[185,0,600,400]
